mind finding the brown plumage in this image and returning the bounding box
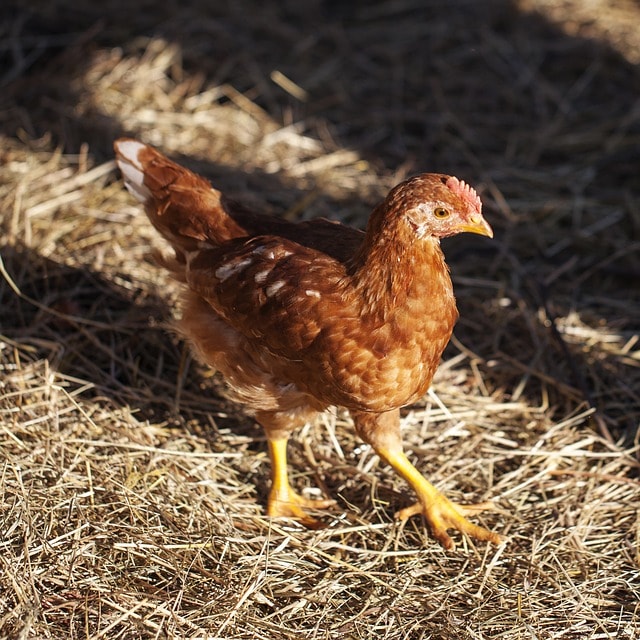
[114,138,501,549]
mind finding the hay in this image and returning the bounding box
[1,0,639,637]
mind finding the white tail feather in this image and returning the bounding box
[114,140,150,202]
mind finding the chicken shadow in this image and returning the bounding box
[0,242,254,442]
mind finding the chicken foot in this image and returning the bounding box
[377,447,501,549]
[352,409,502,549]
[265,436,336,529]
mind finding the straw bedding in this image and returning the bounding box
[1,1,638,637]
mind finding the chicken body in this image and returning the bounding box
[114,139,500,549]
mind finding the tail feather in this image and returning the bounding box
[115,140,151,203]
[114,138,245,253]
[114,138,365,266]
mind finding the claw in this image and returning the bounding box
[376,445,502,549]
[267,487,336,529]
[396,496,502,550]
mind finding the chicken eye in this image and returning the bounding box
[434,207,450,219]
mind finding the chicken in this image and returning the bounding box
[114,138,501,549]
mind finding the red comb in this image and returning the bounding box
[445,176,482,213]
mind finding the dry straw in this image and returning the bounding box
[1,0,639,638]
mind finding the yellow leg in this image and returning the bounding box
[266,437,335,529]
[377,447,502,550]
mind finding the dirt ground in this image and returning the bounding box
[1,1,639,638]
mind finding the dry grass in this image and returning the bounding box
[1,0,639,638]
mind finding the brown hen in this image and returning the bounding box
[114,138,500,549]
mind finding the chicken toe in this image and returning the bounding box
[395,496,501,550]
[267,486,335,529]
[376,445,502,549]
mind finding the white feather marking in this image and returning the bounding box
[254,269,271,284]
[252,245,292,260]
[252,246,275,260]
[115,140,150,202]
[120,165,150,202]
[214,257,253,281]
[116,140,146,168]
[305,289,321,298]
[265,280,286,297]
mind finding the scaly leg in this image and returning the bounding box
[265,436,336,529]
[352,409,502,550]
[256,409,335,528]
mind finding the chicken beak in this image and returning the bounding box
[458,214,493,238]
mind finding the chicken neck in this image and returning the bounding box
[348,208,455,325]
